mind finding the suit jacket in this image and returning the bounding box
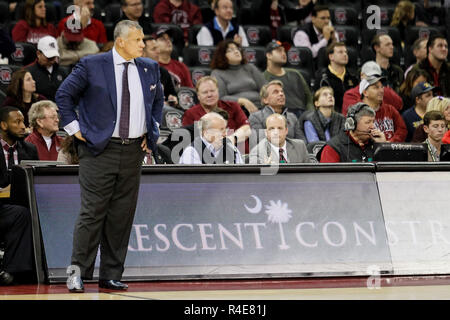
[56,50,164,156]
[249,138,310,164]
[0,140,38,188]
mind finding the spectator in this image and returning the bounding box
[2,69,46,128]
[153,0,202,45]
[25,36,69,101]
[411,33,450,97]
[285,0,315,27]
[298,86,345,145]
[250,0,287,39]
[116,0,153,36]
[249,113,310,164]
[179,112,244,164]
[155,26,194,88]
[57,24,99,67]
[399,67,431,111]
[402,82,435,142]
[360,75,408,142]
[12,0,58,45]
[25,100,63,161]
[372,34,404,94]
[182,76,251,144]
[314,42,358,114]
[248,80,302,140]
[0,106,39,188]
[292,5,338,59]
[58,0,107,45]
[423,110,447,161]
[414,0,446,27]
[412,96,450,142]
[196,0,249,47]
[143,35,178,104]
[390,0,416,43]
[404,37,428,78]
[57,135,78,164]
[264,40,313,118]
[319,103,386,163]
[342,61,403,115]
[210,40,266,113]
[0,28,16,60]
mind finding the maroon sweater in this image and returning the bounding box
[25,129,63,161]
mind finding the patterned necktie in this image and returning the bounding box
[119,62,131,139]
[279,148,286,163]
[5,144,15,170]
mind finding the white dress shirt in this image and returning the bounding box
[64,47,147,138]
[196,17,249,47]
[269,141,289,163]
[179,137,244,164]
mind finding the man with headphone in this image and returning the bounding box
[319,102,386,162]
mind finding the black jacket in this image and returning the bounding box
[25,61,69,101]
[0,139,39,188]
[321,131,376,163]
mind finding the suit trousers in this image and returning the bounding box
[71,139,145,280]
[0,204,34,273]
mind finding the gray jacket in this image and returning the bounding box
[249,137,310,164]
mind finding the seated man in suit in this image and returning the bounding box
[249,113,310,164]
[0,106,37,285]
[0,106,39,188]
[25,100,63,161]
[179,112,243,164]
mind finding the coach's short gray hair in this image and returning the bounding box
[28,100,58,129]
[114,20,142,41]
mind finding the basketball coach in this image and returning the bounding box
[56,20,164,293]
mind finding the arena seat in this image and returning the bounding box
[189,66,211,87]
[329,5,359,26]
[0,1,10,25]
[104,2,122,23]
[9,42,37,66]
[182,45,215,67]
[334,25,360,47]
[151,23,185,58]
[187,24,203,45]
[405,26,447,47]
[243,46,266,71]
[284,46,314,81]
[0,64,20,94]
[177,86,198,111]
[243,25,272,47]
[276,25,296,45]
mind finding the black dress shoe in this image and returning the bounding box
[0,271,14,286]
[67,275,84,293]
[98,280,128,290]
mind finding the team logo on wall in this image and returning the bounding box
[198,48,212,65]
[11,44,24,62]
[334,9,347,25]
[0,66,12,84]
[287,48,301,66]
[246,27,260,45]
[244,49,256,64]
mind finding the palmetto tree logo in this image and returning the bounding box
[245,196,292,249]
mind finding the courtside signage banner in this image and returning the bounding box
[377,172,450,275]
[35,172,392,281]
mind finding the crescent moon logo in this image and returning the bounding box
[244,195,262,214]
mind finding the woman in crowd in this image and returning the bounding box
[399,68,430,111]
[390,0,416,45]
[412,96,450,142]
[12,0,57,44]
[57,135,79,164]
[210,40,267,115]
[298,86,345,145]
[2,69,46,128]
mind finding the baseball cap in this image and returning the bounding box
[153,25,173,39]
[361,61,382,77]
[37,36,60,58]
[359,75,386,95]
[63,24,84,42]
[411,82,435,100]
[265,40,291,55]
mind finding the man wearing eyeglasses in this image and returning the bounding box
[25,36,69,101]
[25,100,63,161]
[116,0,153,36]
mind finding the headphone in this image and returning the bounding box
[344,102,369,131]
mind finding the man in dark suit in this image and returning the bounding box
[56,20,164,293]
[0,106,37,285]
